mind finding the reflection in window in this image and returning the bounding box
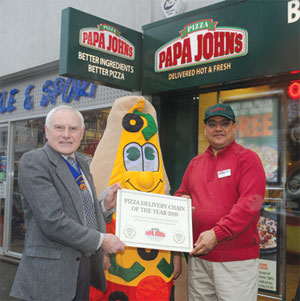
[79,110,109,158]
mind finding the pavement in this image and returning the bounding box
[0,257,19,301]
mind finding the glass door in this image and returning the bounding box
[0,124,8,252]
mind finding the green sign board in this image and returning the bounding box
[142,0,300,94]
[59,7,143,91]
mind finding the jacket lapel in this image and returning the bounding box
[43,143,85,225]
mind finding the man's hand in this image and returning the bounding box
[190,229,217,256]
[103,183,122,211]
[103,253,111,270]
[101,233,125,254]
[180,194,191,199]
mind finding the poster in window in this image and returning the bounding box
[257,202,280,294]
[228,97,279,183]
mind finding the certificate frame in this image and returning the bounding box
[115,189,193,252]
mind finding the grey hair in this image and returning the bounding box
[45,105,85,129]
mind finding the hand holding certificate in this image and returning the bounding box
[115,189,193,252]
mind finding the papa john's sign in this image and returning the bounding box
[79,24,135,60]
[142,0,300,95]
[142,14,251,94]
[59,7,142,91]
[155,19,248,72]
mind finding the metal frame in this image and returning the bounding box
[0,123,10,255]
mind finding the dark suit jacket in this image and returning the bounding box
[11,143,107,301]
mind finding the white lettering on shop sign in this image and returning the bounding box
[288,0,300,23]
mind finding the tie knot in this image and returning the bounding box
[67,157,77,169]
[67,157,75,163]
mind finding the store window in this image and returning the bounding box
[9,108,110,255]
[198,83,300,300]
[80,109,110,158]
[11,118,46,254]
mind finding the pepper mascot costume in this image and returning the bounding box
[90,96,177,301]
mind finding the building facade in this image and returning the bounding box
[0,0,299,300]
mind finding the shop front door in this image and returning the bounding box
[0,124,8,251]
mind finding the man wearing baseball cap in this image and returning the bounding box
[175,103,266,301]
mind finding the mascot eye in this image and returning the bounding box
[122,113,143,132]
[142,143,159,172]
[126,147,141,161]
[123,143,143,171]
[144,147,155,160]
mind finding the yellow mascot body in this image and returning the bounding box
[90,96,174,301]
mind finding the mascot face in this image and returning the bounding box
[108,99,165,195]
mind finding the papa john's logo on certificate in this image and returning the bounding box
[115,189,193,252]
[145,228,166,242]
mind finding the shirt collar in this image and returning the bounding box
[61,153,76,160]
[206,140,236,156]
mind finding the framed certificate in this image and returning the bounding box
[115,189,193,252]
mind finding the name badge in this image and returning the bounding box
[218,169,231,178]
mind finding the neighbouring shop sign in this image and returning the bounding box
[142,0,300,94]
[161,0,187,18]
[59,7,142,91]
[0,77,96,114]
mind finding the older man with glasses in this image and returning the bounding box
[175,103,266,301]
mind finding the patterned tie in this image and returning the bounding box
[67,157,98,230]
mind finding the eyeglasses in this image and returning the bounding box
[206,120,233,129]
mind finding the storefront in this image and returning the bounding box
[0,66,135,258]
[141,0,300,300]
[0,0,299,300]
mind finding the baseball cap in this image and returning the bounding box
[204,103,235,123]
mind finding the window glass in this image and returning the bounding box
[11,118,45,254]
[79,109,110,158]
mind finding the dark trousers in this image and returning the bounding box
[73,256,91,301]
